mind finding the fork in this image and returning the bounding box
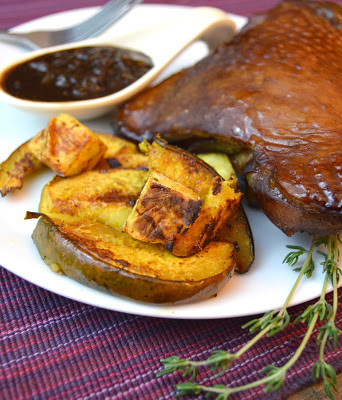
[0,0,142,50]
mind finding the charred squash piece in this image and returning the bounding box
[198,153,238,189]
[171,178,241,257]
[0,140,43,196]
[28,113,106,176]
[39,169,149,232]
[30,213,236,304]
[125,170,202,250]
[139,138,222,198]
[95,133,149,170]
[0,128,146,195]
[114,0,342,236]
[197,152,254,272]
[215,206,254,273]
[138,138,242,256]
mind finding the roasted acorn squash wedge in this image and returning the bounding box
[197,152,254,272]
[133,137,242,257]
[28,113,107,176]
[124,170,202,250]
[39,169,149,231]
[0,140,43,196]
[95,132,149,170]
[28,212,236,304]
[215,206,254,273]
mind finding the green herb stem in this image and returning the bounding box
[288,271,329,369]
[158,234,341,400]
[283,238,317,308]
[331,235,339,321]
[177,268,330,399]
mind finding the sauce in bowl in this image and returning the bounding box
[1,46,153,102]
[0,6,236,120]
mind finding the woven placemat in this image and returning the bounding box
[1,267,341,399]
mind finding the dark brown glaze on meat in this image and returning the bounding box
[114,0,342,235]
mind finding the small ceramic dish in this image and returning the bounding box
[0,7,236,121]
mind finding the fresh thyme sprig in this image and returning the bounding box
[311,235,342,400]
[157,234,341,399]
[283,244,315,277]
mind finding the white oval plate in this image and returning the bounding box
[0,4,340,320]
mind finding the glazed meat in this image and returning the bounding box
[114,0,342,236]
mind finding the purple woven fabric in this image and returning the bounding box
[2,0,342,29]
[1,267,342,399]
[0,0,277,29]
[1,1,342,399]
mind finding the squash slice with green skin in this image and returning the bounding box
[29,212,236,304]
[39,168,149,232]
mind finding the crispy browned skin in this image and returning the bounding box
[114,0,342,235]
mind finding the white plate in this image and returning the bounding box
[0,5,340,320]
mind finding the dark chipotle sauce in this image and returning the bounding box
[2,46,153,102]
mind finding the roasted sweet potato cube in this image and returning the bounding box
[124,171,201,250]
[28,113,106,176]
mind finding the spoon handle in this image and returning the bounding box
[113,7,237,66]
[107,6,237,98]
[158,7,237,59]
